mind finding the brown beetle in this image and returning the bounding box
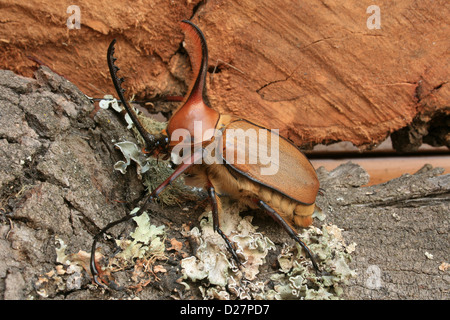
[90,20,321,288]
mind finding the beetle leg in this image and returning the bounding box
[257,200,320,272]
[90,150,202,289]
[207,183,243,267]
[107,39,159,152]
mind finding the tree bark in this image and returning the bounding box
[0,68,448,300]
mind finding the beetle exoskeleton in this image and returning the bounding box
[90,20,321,289]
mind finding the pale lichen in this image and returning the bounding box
[180,198,277,296]
[112,210,166,268]
[179,199,357,300]
[114,141,151,174]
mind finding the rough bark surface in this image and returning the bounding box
[316,163,449,299]
[0,0,448,149]
[0,68,448,300]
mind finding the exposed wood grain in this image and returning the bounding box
[0,0,448,148]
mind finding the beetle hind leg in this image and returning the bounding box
[257,200,320,272]
[207,183,243,267]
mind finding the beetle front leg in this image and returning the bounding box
[257,200,320,272]
[206,183,242,267]
[90,150,203,289]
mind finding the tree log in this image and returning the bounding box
[0,0,448,149]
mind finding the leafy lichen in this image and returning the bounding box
[266,224,357,300]
[113,210,166,265]
[179,200,357,300]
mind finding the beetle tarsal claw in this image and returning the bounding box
[94,275,124,291]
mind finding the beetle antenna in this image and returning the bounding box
[107,40,156,150]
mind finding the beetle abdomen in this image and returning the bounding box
[204,164,316,228]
